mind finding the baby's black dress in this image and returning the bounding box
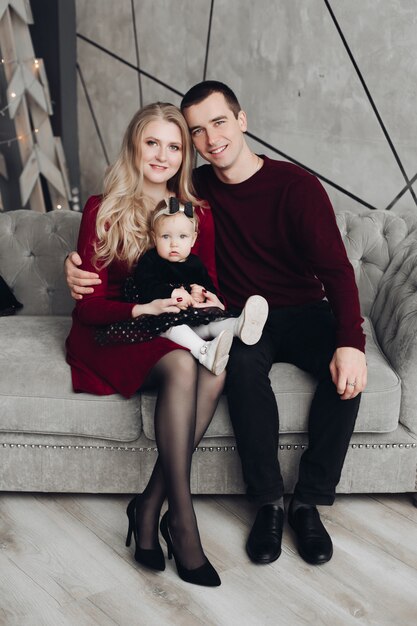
[96,248,234,346]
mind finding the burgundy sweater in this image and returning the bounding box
[194,156,365,352]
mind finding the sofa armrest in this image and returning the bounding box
[371,240,417,435]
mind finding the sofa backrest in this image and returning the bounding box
[335,211,416,316]
[0,208,415,317]
[0,210,81,315]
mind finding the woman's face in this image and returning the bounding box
[139,120,183,190]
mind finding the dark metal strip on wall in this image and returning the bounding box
[246,132,378,211]
[77,34,184,97]
[77,63,110,166]
[385,171,417,211]
[131,0,143,108]
[324,0,417,208]
[76,29,413,212]
[203,0,215,80]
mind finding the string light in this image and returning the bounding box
[0,78,38,116]
[0,128,40,146]
[0,56,41,118]
[1,43,69,210]
[1,56,40,65]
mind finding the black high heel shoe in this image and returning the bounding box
[125,495,165,571]
[160,511,221,587]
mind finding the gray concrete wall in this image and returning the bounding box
[76,0,417,214]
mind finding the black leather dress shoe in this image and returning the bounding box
[246,504,284,564]
[288,503,333,565]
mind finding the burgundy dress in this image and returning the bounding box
[65,196,221,398]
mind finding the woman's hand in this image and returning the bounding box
[65,251,101,300]
[132,298,181,318]
[193,289,225,311]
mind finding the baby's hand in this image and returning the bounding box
[190,283,206,303]
[171,287,193,310]
[193,290,225,310]
[132,298,180,317]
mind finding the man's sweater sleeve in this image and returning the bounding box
[287,174,365,352]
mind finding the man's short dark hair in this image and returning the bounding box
[181,81,242,119]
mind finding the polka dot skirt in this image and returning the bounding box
[95,307,235,346]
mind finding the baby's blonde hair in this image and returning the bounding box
[151,199,199,237]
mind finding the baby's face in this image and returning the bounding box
[153,213,197,263]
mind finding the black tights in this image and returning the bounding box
[137,350,225,569]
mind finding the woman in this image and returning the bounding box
[66,103,223,586]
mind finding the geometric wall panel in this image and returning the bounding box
[134,0,212,97]
[330,0,417,180]
[75,0,417,215]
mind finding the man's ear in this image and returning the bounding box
[238,110,248,132]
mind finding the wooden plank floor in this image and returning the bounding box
[0,493,416,625]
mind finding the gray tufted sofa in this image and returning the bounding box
[0,208,416,496]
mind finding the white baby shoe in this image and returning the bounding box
[235,295,269,345]
[199,329,234,375]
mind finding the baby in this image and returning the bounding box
[96,198,268,375]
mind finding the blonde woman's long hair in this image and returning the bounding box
[94,102,198,270]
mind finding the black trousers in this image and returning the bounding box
[225,300,361,505]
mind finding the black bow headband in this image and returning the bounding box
[168,197,194,218]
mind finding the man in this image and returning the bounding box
[66,81,367,566]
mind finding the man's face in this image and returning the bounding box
[183,92,247,172]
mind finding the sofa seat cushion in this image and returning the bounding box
[0,316,141,442]
[141,317,400,440]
